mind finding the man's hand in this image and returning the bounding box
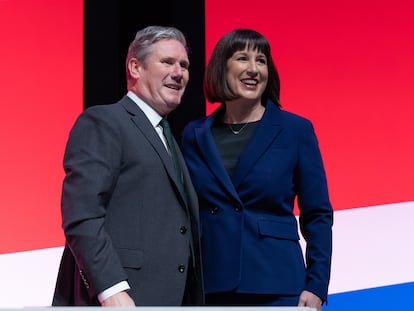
[298,290,323,311]
[101,291,136,307]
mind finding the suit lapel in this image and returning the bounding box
[231,102,283,188]
[120,97,188,205]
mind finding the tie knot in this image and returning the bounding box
[160,118,174,147]
[159,118,170,130]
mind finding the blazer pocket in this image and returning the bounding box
[116,248,144,269]
[258,219,300,241]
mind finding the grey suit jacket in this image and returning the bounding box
[52,96,203,306]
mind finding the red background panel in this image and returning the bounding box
[0,0,83,254]
[0,0,413,255]
[205,0,414,211]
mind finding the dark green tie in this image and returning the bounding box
[160,119,195,267]
[160,118,195,267]
[159,118,183,186]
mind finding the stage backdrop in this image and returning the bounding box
[0,0,413,309]
[0,0,82,306]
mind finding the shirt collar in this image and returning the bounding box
[127,91,163,127]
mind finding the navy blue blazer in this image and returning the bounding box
[181,100,333,301]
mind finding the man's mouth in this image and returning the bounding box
[165,84,182,90]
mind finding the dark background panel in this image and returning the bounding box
[84,0,206,141]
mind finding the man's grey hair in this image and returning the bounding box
[126,25,188,68]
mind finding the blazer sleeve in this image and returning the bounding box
[295,120,333,302]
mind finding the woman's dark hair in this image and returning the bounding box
[204,28,281,107]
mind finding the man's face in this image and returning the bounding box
[134,39,190,116]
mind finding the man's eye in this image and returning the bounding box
[180,62,189,69]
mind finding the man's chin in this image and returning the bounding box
[165,101,181,112]
[168,98,182,107]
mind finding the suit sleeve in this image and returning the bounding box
[61,107,128,298]
[295,120,333,302]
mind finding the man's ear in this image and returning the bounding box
[127,58,141,79]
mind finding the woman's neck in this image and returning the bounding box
[223,100,265,124]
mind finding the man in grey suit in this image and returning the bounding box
[52,26,203,306]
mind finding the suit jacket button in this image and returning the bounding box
[211,206,219,214]
[235,204,242,212]
[178,265,185,273]
[180,226,187,234]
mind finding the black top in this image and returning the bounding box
[211,120,259,176]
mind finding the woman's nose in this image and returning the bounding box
[246,60,258,74]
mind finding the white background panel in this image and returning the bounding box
[2,201,414,307]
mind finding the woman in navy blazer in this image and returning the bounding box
[181,29,333,310]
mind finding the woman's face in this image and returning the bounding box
[226,47,268,103]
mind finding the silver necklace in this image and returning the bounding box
[228,123,249,135]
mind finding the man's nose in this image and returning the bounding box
[171,63,184,80]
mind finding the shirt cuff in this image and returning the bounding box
[97,281,130,303]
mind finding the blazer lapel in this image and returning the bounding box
[231,102,283,188]
[195,113,241,202]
